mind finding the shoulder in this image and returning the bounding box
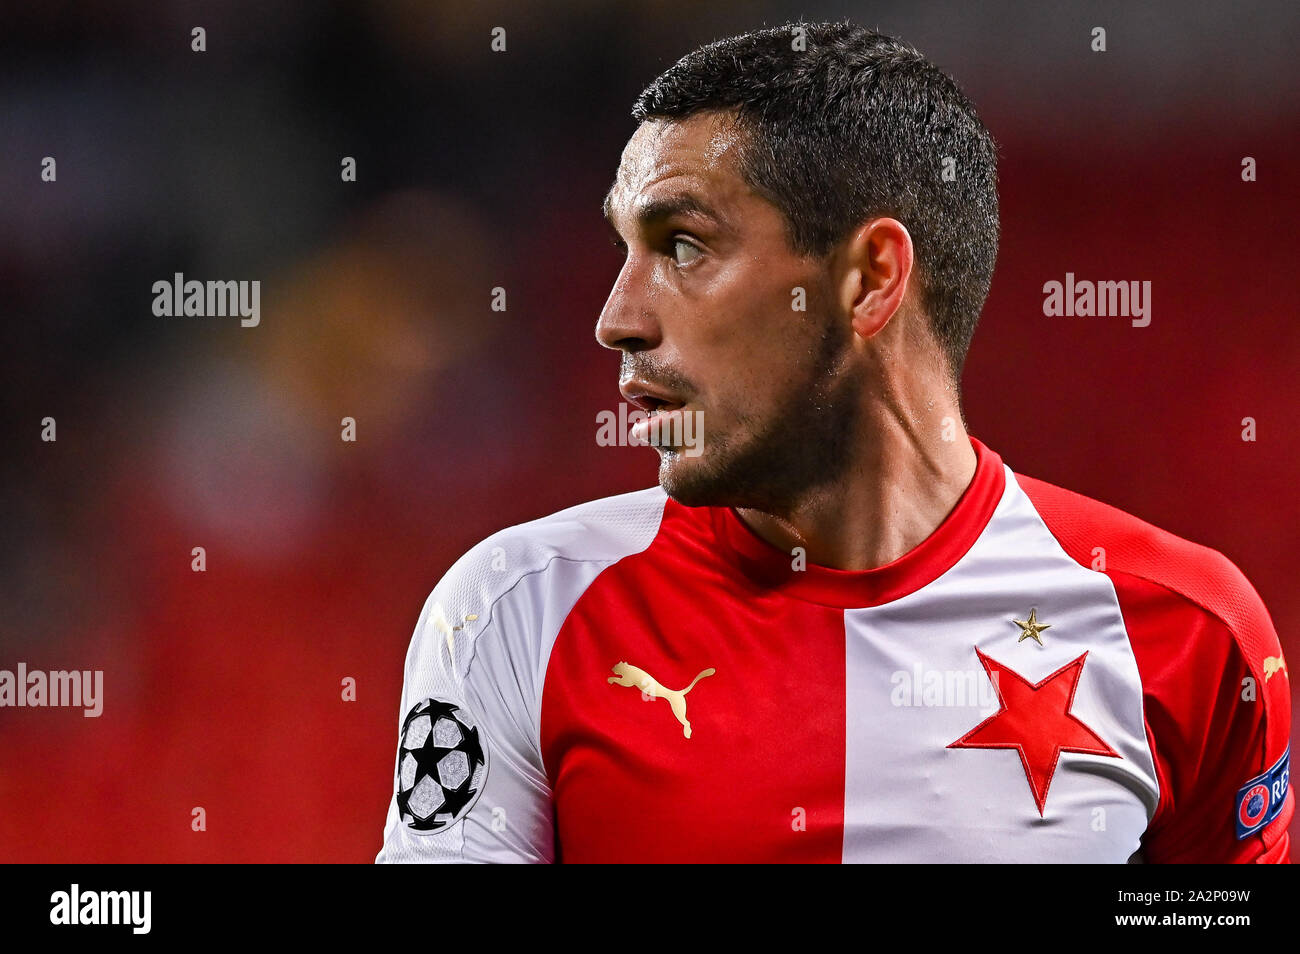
[1010,469,1278,667]
[408,487,669,665]
[439,485,669,601]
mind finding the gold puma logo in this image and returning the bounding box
[607,661,716,739]
[1264,655,1288,682]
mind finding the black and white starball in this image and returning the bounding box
[396,698,488,832]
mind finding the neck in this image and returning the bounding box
[734,405,977,572]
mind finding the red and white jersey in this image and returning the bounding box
[376,437,1292,863]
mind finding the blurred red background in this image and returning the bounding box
[1,1,1295,860]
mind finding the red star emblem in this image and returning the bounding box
[948,648,1121,815]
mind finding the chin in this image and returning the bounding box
[656,451,731,508]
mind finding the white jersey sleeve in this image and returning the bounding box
[375,535,556,863]
[375,488,669,864]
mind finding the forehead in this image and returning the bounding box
[603,112,749,228]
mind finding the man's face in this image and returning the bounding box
[598,111,861,510]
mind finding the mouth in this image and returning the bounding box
[620,379,694,452]
[620,382,687,416]
[640,397,686,418]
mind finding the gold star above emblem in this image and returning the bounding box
[1013,607,1052,646]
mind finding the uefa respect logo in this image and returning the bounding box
[596,402,704,457]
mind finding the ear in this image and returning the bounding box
[836,217,915,341]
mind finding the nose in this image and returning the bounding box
[595,260,661,353]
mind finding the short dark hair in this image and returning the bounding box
[632,20,1000,379]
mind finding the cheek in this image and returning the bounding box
[727,329,815,402]
[701,362,790,442]
[690,266,821,410]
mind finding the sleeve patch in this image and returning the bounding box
[1235,744,1290,839]
[396,698,489,833]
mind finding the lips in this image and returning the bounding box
[620,381,685,415]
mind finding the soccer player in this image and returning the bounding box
[377,21,1291,863]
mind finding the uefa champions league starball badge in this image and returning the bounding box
[395,698,489,833]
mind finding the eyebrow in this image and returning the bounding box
[602,186,730,236]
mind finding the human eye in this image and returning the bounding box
[670,236,702,267]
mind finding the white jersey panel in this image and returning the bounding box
[842,465,1160,862]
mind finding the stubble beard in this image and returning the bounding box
[659,310,861,512]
